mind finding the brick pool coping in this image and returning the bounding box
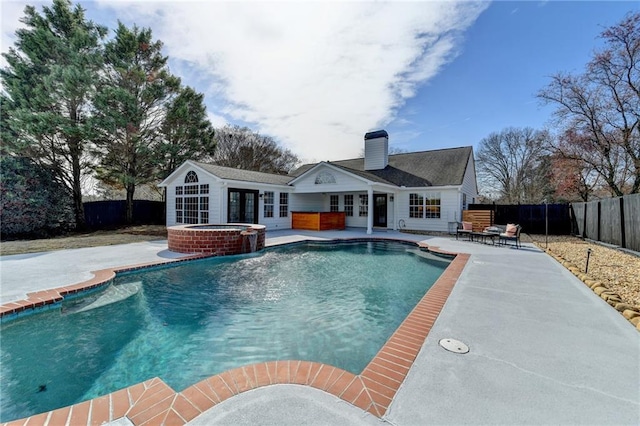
[1,241,469,426]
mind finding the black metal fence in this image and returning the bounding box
[570,194,640,252]
[468,203,572,235]
[84,200,165,229]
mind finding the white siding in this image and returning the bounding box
[387,196,395,230]
[292,165,370,193]
[347,197,369,227]
[221,181,292,230]
[289,193,324,212]
[259,189,293,230]
[460,154,479,214]
[341,192,368,228]
[163,151,476,233]
[165,168,223,227]
[164,166,292,229]
[209,185,222,224]
[289,191,396,229]
[364,136,388,170]
[396,189,459,232]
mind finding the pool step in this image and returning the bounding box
[405,248,452,264]
[63,282,142,315]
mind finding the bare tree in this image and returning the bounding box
[212,125,299,174]
[538,11,640,196]
[476,127,552,203]
[550,154,601,202]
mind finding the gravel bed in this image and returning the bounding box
[528,234,640,308]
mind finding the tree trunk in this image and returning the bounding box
[72,184,86,231]
[70,142,87,231]
[126,184,135,224]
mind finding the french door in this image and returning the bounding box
[373,194,387,227]
[228,189,259,224]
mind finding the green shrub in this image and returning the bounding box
[0,156,74,239]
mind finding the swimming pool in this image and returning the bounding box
[0,240,451,422]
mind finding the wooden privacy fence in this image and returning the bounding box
[571,193,640,252]
[462,210,494,232]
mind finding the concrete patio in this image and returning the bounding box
[0,229,638,425]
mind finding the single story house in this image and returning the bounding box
[158,130,478,234]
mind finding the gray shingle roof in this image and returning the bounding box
[190,146,472,188]
[191,161,293,185]
[291,146,473,187]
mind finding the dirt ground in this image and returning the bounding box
[0,225,168,256]
[1,227,638,310]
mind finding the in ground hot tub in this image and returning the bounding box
[167,224,266,255]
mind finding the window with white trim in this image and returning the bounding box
[263,191,274,218]
[175,172,209,224]
[408,191,441,219]
[409,193,423,218]
[200,196,209,223]
[359,194,368,217]
[425,192,441,218]
[330,195,339,212]
[279,192,288,217]
[344,195,353,217]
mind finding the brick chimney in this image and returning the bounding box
[364,130,389,170]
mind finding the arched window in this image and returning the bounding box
[175,171,209,224]
[184,171,199,183]
[315,171,336,184]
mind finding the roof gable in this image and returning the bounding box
[158,161,222,187]
[287,161,383,186]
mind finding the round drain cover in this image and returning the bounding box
[439,338,469,354]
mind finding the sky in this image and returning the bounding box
[1,0,638,165]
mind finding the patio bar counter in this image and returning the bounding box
[291,211,346,231]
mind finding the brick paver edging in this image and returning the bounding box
[0,255,213,322]
[1,243,469,426]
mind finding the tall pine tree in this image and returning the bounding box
[1,0,107,230]
[156,86,216,180]
[93,22,181,223]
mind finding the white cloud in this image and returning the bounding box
[5,0,488,163]
[207,111,228,128]
[0,1,32,69]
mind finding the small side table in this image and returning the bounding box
[448,221,459,235]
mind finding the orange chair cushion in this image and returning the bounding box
[462,221,473,231]
[505,223,518,236]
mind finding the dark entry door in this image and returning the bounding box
[228,189,259,223]
[373,194,387,227]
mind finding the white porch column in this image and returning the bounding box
[220,182,227,223]
[367,186,374,234]
[392,192,397,231]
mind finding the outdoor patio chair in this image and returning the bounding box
[498,224,522,248]
[456,221,473,240]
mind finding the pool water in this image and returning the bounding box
[0,241,450,422]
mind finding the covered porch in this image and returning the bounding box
[291,187,397,234]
